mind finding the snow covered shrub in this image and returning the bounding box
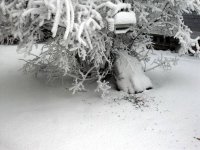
[0,8,17,44]
[1,0,200,95]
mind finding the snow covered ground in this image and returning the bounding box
[0,45,200,150]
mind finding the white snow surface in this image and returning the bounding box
[0,46,200,150]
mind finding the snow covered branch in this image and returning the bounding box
[2,0,200,95]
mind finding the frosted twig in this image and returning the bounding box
[52,0,61,37]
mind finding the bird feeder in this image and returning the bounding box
[114,11,136,34]
[107,11,136,34]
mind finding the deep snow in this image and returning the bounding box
[0,45,200,150]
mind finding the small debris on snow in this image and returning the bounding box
[194,137,200,141]
[104,90,155,110]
